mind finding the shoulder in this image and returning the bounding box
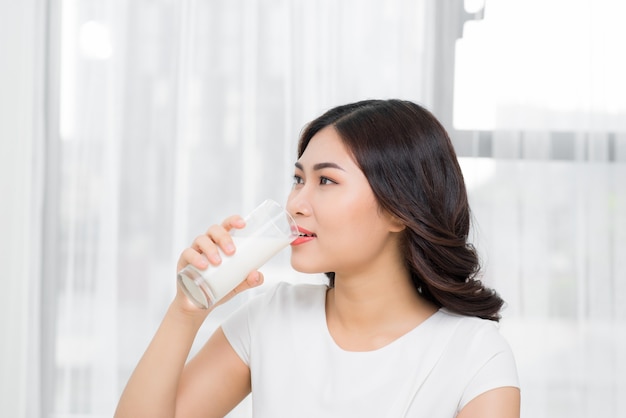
[435,310,519,410]
[223,281,327,330]
[221,281,327,365]
[252,281,328,311]
[437,309,512,353]
[438,310,518,378]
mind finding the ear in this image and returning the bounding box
[386,212,406,233]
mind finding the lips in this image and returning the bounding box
[291,226,316,246]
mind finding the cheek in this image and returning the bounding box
[322,198,385,247]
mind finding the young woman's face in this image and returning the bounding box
[287,126,404,276]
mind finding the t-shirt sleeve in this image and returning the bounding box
[458,324,520,411]
[220,302,252,365]
[220,284,280,366]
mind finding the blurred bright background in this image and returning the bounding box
[1,0,624,417]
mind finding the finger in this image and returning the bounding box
[177,247,209,272]
[242,270,264,290]
[211,213,246,251]
[221,215,246,232]
[215,271,264,307]
[231,270,264,296]
[193,234,223,265]
[205,224,237,257]
[219,215,246,255]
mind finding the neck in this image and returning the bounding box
[325,265,438,352]
[329,269,433,326]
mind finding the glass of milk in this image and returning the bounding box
[177,199,299,309]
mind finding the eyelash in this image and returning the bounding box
[292,175,336,186]
[293,175,303,186]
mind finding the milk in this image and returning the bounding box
[196,235,292,303]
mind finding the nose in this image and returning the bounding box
[287,187,312,217]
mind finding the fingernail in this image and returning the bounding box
[198,256,209,268]
[224,243,235,254]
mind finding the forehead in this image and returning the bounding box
[298,126,354,165]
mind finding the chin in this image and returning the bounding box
[290,263,324,275]
[290,256,327,275]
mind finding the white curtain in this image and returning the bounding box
[2,0,624,417]
[454,1,626,417]
[39,1,437,417]
[0,1,44,417]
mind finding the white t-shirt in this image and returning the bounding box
[222,282,519,418]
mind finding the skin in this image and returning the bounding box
[115,126,520,417]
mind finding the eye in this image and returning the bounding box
[292,175,304,186]
[320,176,336,185]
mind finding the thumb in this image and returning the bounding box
[214,271,265,308]
[242,270,264,290]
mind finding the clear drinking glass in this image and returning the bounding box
[177,199,299,308]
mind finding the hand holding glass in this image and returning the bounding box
[177,199,299,309]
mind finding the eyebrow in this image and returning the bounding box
[294,161,346,171]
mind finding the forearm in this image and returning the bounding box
[114,303,210,418]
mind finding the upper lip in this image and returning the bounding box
[297,226,316,237]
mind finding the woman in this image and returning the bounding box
[115,99,520,417]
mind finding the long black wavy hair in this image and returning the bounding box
[298,99,504,321]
